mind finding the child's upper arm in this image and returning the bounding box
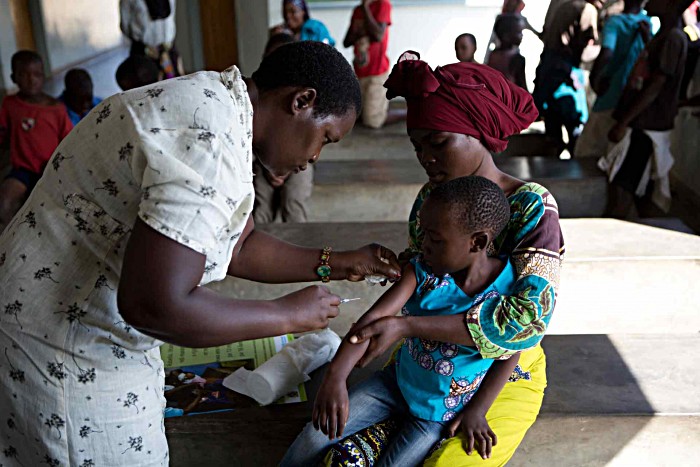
[353,262,417,330]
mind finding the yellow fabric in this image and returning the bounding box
[424,345,547,467]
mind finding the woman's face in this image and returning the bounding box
[255,108,356,177]
[284,3,306,32]
[408,129,489,186]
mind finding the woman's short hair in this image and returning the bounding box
[252,41,361,119]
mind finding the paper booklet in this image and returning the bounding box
[160,335,306,417]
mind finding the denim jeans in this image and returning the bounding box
[280,366,447,467]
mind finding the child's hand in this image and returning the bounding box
[312,375,350,441]
[446,407,497,460]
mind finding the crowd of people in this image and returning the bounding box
[0,0,698,466]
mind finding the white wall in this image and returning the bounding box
[38,0,123,73]
[0,1,19,95]
[265,0,550,90]
[236,0,270,76]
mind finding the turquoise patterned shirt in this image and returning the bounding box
[396,256,516,422]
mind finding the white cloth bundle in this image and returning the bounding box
[223,328,342,405]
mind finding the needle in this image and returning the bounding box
[339,297,361,304]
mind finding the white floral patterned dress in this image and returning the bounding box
[0,66,254,467]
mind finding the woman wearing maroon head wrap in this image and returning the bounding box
[323,53,565,466]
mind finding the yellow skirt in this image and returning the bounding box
[424,344,547,467]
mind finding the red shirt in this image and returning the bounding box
[351,0,392,78]
[0,95,73,175]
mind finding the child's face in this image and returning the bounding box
[502,23,524,47]
[455,37,476,63]
[65,87,94,116]
[410,130,490,186]
[419,198,475,276]
[12,60,44,96]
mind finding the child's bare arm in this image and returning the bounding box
[446,353,521,460]
[329,263,416,379]
[312,264,417,439]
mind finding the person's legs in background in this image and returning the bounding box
[360,73,388,129]
[253,160,279,224]
[280,165,314,223]
[605,128,654,219]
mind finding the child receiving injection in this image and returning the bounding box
[282,175,521,466]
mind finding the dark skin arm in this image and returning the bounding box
[590,47,613,96]
[117,220,342,347]
[609,71,667,143]
[447,354,521,459]
[227,216,400,283]
[313,265,417,440]
[350,313,474,368]
[513,55,528,91]
[343,0,387,47]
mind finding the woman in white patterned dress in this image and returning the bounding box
[0,42,400,466]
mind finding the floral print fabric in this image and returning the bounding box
[0,66,254,466]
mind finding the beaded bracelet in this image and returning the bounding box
[316,246,332,283]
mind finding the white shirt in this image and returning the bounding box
[120,0,177,47]
[0,66,254,465]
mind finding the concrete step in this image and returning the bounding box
[310,158,606,220]
[208,219,700,337]
[166,415,700,466]
[510,415,700,467]
[166,333,700,466]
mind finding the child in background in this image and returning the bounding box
[601,0,693,218]
[59,68,102,126]
[115,55,161,91]
[0,50,73,227]
[282,176,521,466]
[487,14,528,89]
[455,33,478,63]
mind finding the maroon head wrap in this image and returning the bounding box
[384,51,538,153]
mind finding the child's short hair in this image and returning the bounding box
[116,56,160,91]
[494,14,524,41]
[428,176,510,237]
[11,50,42,73]
[264,33,296,57]
[455,33,477,49]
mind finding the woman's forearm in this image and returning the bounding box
[405,314,475,346]
[361,3,385,41]
[121,286,296,347]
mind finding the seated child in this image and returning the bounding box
[281,176,521,466]
[455,33,478,63]
[59,68,102,126]
[487,14,528,89]
[0,50,73,227]
[115,55,161,91]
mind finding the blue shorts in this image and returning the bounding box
[6,167,41,193]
